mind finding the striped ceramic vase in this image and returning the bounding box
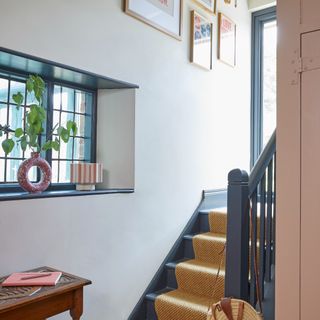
[70,163,103,191]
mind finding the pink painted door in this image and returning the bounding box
[301,30,320,319]
[301,0,320,29]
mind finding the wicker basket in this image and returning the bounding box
[207,298,263,320]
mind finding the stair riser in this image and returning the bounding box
[167,268,177,289]
[200,213,210,232]
[193,236,226,265]
[209,212,227,234]
[176,271,225,299]
[146,300,157,320]
[183,238,195,259]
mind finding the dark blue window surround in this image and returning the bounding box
[251,6,276,168]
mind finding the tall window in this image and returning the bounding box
[262,20,277,148]
[251,7,277,167]
[0,74,96,188]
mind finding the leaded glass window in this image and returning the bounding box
[0,74,95,188]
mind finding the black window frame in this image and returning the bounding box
[0,69,97,193]
[251,6,277,168]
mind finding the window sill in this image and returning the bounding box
[0,188,134,202]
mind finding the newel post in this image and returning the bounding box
[225,169,250,300]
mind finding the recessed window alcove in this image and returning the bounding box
[0,47,138,201]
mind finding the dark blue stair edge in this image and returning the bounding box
[145,287,174,302]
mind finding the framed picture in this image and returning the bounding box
[190,11,213,70]
[218,12,236,67]
[125,0,183,40]
[193,0,216,14]
[224,0,238,7]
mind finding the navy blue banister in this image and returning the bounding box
[225,130,276,311]
[249,131,276,195]
[225,169,250,300]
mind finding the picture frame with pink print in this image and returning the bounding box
[125,0,183,40]
[218,12,236,67]
[191,10,213,70]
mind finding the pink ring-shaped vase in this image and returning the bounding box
[17,152,52,193]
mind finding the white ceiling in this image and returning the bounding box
[248,0,276,11]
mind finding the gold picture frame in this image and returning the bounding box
[124,0,183,40]
[218,12,236,67]
[190,10,213,70]
[193,0,217,14]
[224,0,238,7]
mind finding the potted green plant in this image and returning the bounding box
[0,75,77,193]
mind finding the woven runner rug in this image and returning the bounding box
[155,211,227,320]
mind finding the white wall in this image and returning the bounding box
[97,89,136,189]
[0,1,251,319]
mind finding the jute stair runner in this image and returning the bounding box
[155,211,227,320]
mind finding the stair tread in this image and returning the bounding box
[184,232,226,241]
[178,259,225,272]
[166,257,225,271]
[199,208,227,214]
[146,288,174,302]
[166,258,189,269]
[184,234,195,240]
[194,232,226,241]
[155,290,217,316]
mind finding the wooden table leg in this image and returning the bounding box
[70,288,83,320]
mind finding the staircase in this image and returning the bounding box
[130,132,276,320]
[128,190,228,320]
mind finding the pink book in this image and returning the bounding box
[1,272,62,286]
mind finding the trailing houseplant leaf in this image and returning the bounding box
[2,139,14,155]
[0,74,77,156]
[15,128,23,138]
[67,120,77,136]
[57,126,70,143]
[20,135,28,151]
[52,138,60,151]
[12,92,24,108]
